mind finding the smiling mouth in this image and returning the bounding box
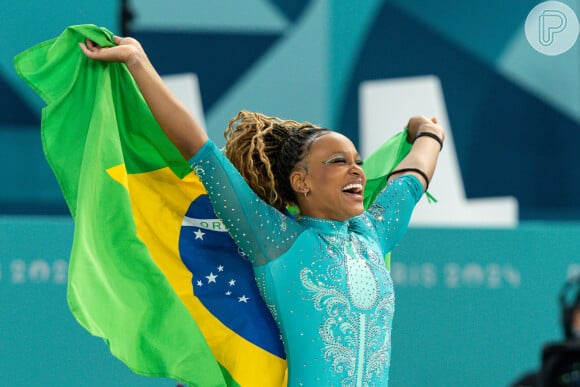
[342,183,364,195]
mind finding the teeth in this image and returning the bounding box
[342,183,363,193]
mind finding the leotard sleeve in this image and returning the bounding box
[189,140,302,266]
[364,175,423,253]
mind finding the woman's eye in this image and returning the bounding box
[323,157,363,165]
[324,157,346,164]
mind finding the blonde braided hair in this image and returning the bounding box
[224,110,330,211]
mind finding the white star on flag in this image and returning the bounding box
[217,265,224,272]
[229,279,236,286]
[238,295,249,303]
[206,272,218,283]
[194,229,205,240]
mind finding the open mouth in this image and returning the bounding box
[342,183,364,196]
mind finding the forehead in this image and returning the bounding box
[308,132,358,156]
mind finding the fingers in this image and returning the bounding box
[83,37,122,50]
[407,116,430,132]
[78,42,91,57]
[78,36,142,63]
[84,39,101,51]
[79,39,96,52]
[405,116,445,144]
[408,116,438,131]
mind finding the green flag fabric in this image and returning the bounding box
[15,25,226,387]
[362,129,412,209]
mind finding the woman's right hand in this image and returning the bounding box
[79,34,208,159]
[79,36,143,64]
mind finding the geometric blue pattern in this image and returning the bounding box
[3,0,580,220]
[338,2,580,220]
[133,31,282,113]
[269,0,310,22]
[0,75,39,126]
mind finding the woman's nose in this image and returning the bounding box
[349,163,363,175]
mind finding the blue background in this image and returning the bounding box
[1,0,579,386]
[1,0,579,219]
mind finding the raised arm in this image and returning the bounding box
[388,116,445,191]
[80,36,207,159]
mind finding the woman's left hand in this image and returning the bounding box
[406,116,433,140]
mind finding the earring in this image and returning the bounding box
[304,190,309,197]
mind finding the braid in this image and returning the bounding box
[224,110,329,211]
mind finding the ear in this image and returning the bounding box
[290,169,309,195]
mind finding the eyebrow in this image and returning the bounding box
[321,152,362,163]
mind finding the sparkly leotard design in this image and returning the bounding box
[190,140,422,386]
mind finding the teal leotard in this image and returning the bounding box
[190,140,422,386]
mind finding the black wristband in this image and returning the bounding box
[414,131,443,151]
[387,167,430,192]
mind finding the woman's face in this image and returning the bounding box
[298,132,366,221]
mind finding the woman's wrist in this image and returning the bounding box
[414,131,444,151]
[413,123,445,150]
[125,46,146,68]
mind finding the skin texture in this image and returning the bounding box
[290,132,366,221]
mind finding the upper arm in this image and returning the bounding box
[366,175,423,252]
[190,141,302,265]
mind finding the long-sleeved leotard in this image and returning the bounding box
[190,140,423,386]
